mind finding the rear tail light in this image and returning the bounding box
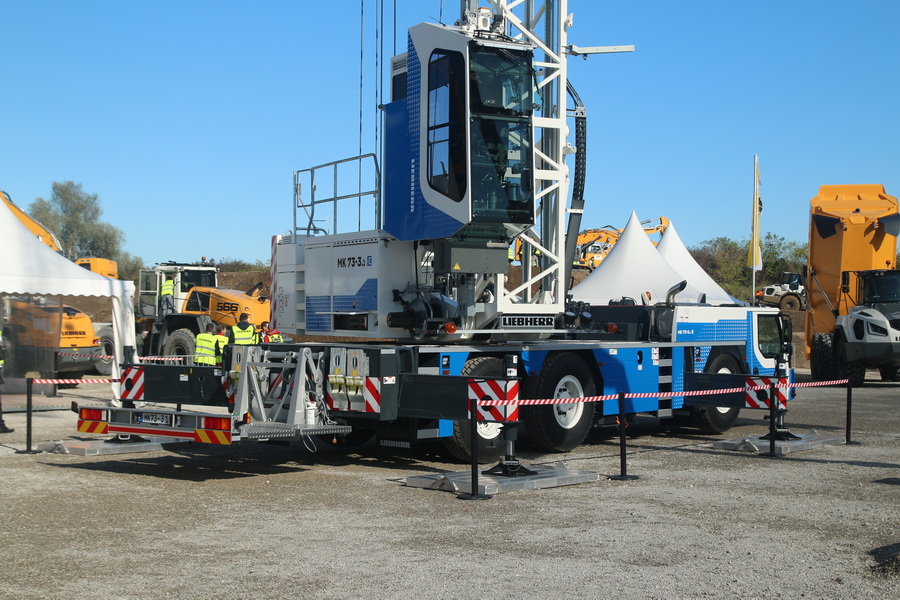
[203,416,232,431]
[80,408,105,421]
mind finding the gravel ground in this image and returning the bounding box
[0,371,898,600]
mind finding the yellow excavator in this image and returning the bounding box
[137,261,270,359]
[571,216,670,270]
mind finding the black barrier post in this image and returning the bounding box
[845,379,859,445]
[458,397,492,500]
[609,392,638,481]
[765,379,778,457]
[15,378,39,455]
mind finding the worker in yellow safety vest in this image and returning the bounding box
[194,323,217,366]
[228,312,255,345]
[214,324,229,366]
[160,276,175,318]
[0,330,12,434]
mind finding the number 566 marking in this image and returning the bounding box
[217,301,239,313]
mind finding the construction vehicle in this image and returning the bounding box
[756,272,806,310]
[75,257,119,279]
[74,1,795,464]
[806,184,900,386]
[1,189,103,378]
[1,297,101,380]
[136,261,270,359]
[573,216,669,270]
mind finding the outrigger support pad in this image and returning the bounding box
[482,430,536,477]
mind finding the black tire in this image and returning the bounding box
[443,357,508,464]
[94,326,115,376]
[521,352,596,453]
[692,353,742,434]
[779,294,801,311]
[835,337,865,387]
[878,366,899,382]
[163,328,196,361]
[810,333,835,381]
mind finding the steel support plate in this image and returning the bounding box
[405,462,599,495]
[712,429,843,455]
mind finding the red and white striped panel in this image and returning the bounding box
[119,366,145,401]
[468,379,519,422]
[364,377,381,413]
[744,377,788,409]
[223,375,235,406]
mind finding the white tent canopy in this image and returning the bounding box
[656,222,735,305]
[0,199,136,389]
[571,212,703,305]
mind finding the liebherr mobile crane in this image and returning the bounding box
[75,0,794,463]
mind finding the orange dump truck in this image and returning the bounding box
[806,184,900,386]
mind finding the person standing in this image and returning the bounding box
[228,312,255,346]
[0,331,12,434]
[160,276,175,319]
[214,324,229,366]
[194,324,217,366]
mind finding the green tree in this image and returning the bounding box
[29,181,144,280]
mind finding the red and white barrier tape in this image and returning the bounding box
[31,378,121,385]
[479,379,851,407]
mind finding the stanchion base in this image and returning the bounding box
[608,474,639,481]
[457,493,494,501]
[844,441,861,446]
[14,449,41,455]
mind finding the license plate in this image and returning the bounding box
[139,413,171,426]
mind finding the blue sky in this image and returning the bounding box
[2,1,898,266]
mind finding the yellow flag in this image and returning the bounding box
[747,155,763,271]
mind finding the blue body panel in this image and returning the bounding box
[382,35,464,241]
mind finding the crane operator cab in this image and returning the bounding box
[383,21,537,246]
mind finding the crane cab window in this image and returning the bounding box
[427,50,467,202]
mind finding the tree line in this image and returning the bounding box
[26,181,269,280]
[689,233,807,301]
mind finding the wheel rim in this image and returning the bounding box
[714,364,735,414]
[552,375,585,429]
[477,422,503,440]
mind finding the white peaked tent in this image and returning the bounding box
[571,212,702,305]
[0,200,137,390]
[656,222,735,305]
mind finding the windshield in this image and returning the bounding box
[862,272,900,304]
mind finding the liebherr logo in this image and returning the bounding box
[501,315,554,328]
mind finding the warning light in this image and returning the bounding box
[603,322,619,334]
[203,417,231,431]
[443,322,458,334]
[242,412,252,424]
[80,408,104,421]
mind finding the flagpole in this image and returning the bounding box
[751,154,760,304]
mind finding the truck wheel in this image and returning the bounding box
[95,326,115,376]
[163,328,196,361]
[810,333,835,381]
[692,353,742,434]
[835,338,865,387]
[443,357,507,464]
[522,352,596,453]
[779,294,801,311]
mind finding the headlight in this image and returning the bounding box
[867,322,888,336]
